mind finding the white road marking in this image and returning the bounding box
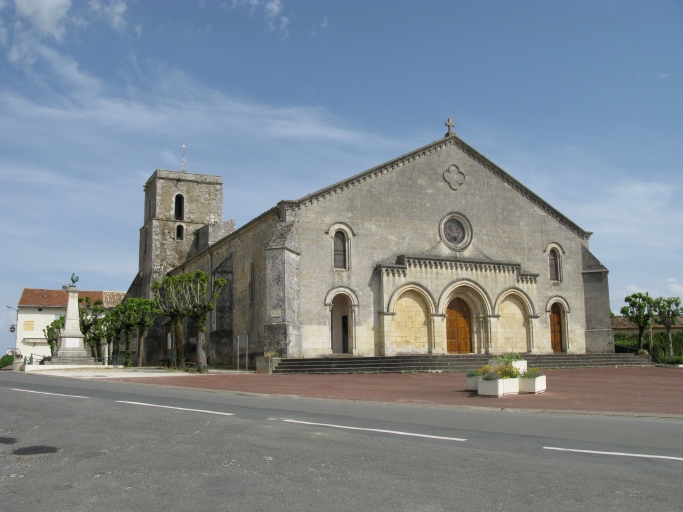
[12,388,88,398]
[282,419,467,442]
[544,446,683,462]
[116,401,234,416]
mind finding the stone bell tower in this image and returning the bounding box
[134,169,231,300]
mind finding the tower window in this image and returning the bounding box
[549,249,559,281]
[334,231,347,269]
[175,194,184,221]
[176,225,184,240]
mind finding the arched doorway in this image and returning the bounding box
[497,295,529,353]
[392,290,430,354]
[446,298,472,353]
[550,303,564,352]
[331,294,352,354]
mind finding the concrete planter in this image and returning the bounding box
[256,356,282,374]
[489,359,527,374]
[467,376,481,391]
[478,379,504,397]
[12,360,24,371]
[503,377,519,395]
[519,375,546,394]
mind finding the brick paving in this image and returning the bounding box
[104,366,683,417]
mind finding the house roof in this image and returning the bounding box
[279,133,592,240]
[611,315,683,330]
[18,289,125,309]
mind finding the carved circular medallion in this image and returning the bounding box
[440,212,472,251]
[443,164,466,191]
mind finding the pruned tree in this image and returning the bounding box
[103,306,126,365]
[620,293,654,351]
[152,274,189,370]
[178,270,226,374]
[43,316,65,356]
[132,299,160,367]
[79,296,106,359]
[116,298,159,367]
[653,296,682,358]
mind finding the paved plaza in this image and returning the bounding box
[86,366,682,417]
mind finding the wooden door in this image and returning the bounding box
[550,303,563,352]
[446,298,472,353]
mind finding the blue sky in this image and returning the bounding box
[1,0,681,351]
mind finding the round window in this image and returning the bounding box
[439,213,472,251]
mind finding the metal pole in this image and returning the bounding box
[245,334,249,372]
[236,336,239,372]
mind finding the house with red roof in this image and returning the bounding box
[12,288,125,359]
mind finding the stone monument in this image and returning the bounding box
[52,275,96,364]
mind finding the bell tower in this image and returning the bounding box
[136,169,225,299]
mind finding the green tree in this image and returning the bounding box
[103,306,125,365]
[43,315,65,356]
[116,298,159,367]
[179,271,226,374]
[152,274,189,370]
[620,293,654,351]
[132,299,160,367]
[79,296,106,359]
[652,296,683,358]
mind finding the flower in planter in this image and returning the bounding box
[501,364,520,379]
[521,367,544,378]
[482,370,501,381]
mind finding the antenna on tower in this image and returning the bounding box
[181,144,186,171]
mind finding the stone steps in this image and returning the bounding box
[272,353,651,374]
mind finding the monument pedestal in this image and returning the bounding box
[50,285,97,365]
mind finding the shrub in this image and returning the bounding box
[665,355,683,365]
[482,371,500,381]
[479,362,518,379]
[637,349,649,356]
[501,364,520,379]
[0,354,12,369]
[491,352,523,363]
[466,369,480,377]
[521,367,544,378]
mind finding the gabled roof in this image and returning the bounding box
[278,134,592,240]
[18,289,125,309]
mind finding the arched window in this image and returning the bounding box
[176,225,184,240]
[334,231,347,269]
[249,264,255,302]
[174,194,184,221]
[549,249,559,281]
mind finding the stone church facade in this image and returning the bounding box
[129,125,614,364]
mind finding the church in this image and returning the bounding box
[127,120,614,365]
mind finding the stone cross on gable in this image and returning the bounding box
[445,118,455,137]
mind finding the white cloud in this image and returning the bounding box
[134,22,140,37]
[228,0,289,35]
[657,73,669,79]
[13,0,72,39]
[668,283,683,296]
[264,0,281,18]
[321,17,328,28]
[88,0,127,32]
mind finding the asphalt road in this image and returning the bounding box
[1,372,682,511]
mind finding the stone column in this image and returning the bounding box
[54,286,92,361]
